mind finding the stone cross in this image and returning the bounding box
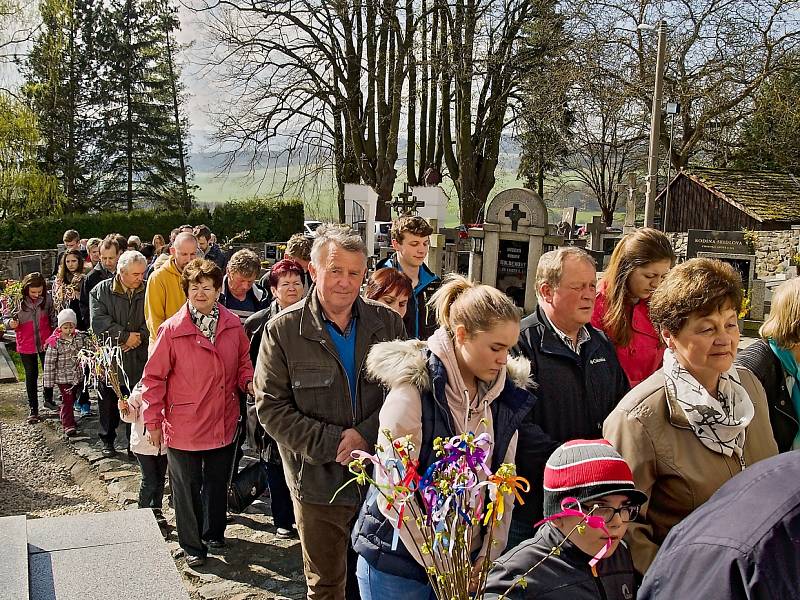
[388,182,425,216]
[587,215,607,252]
[504,203,527,232]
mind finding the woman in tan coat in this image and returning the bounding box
[603,258,778,576]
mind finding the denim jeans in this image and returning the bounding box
[355,555,436,600]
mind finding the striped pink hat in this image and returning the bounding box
[543,439,647,517]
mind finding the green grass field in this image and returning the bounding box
[191,165,623,227]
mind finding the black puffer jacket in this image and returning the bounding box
[484,522,637,600]
[512,307,630,529]
[736,339,799,452]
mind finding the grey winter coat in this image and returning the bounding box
[89,276,149,388]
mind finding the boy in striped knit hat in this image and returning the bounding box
[484,440,647,600]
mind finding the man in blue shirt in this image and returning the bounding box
[376,215,440,340]
[255,224,405,599]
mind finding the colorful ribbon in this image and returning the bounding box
[534,496,613,567]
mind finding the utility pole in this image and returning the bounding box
[643,19,667,228]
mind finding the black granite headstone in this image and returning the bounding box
[496,239,528,307]
[687,230,749,259]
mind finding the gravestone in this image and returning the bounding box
[11,255,44,279]
[686,230,749,259]
[468,188,547,313]
[587,216,606,252]
[697,252,756,295]
[749,279,766,321]
[344,184,379,257]
[561,206,577,236]
[623,192,637,233]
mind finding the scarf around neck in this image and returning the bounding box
[663,348,754,460]
[768,339,800,449]
[189,302,219,343]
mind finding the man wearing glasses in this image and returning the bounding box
[485,439,646,600]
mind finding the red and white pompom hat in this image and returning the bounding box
[542,439,648,517]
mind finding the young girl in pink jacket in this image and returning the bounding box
[4,272,56,423]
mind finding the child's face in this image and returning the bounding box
[60,322,76,337]
[555,494,634,559]
[65,255,81,273]
[28,286,44,301]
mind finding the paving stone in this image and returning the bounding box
[67,435,90,443]
[27,508,160,551]
[27,510,189,600]
[100,469,139,481]
[0,515,29,600]
[29,539,189,600]
[85,451,105,463]
[96,458,124,473]
[119,492,140,505]
[197,582,253,599]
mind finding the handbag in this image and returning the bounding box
[227,420,270,513]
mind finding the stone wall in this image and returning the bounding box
[667,230,800,277]
[0,249,59,280]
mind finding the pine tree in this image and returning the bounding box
[23,0,105,211]
[94,0,191,211]
[733,66,800,175]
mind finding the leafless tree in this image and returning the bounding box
[569,0,800,171]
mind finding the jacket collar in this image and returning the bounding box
[170,303,240,339]
[299,290,385,352]
[528,305,597,362]
[221,275,267,302]
[664,373,692,429]
[111,275,145,297]
[377,252,440,293]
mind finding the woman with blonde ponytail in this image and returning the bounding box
[591,228,675,387]
[352,275,538,599]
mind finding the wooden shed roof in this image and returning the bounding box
[664,167,800,223]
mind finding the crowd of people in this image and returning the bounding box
[5,216,800,599]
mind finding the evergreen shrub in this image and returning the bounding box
[0,198,304,250]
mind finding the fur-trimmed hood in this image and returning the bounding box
[365,337,532,392]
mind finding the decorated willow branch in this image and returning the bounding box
[78,333,131,415]
[333,429,530,599]
[334,429,613,599]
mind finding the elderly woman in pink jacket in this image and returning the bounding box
[141,259,254,567]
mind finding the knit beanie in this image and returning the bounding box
[57,308,78,327]
[543,439,648,517]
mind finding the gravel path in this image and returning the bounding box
[0,384,106,518]
[0,381,306,599]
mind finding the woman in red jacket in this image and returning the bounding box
[141,259,254,567]
[591,228,675,387]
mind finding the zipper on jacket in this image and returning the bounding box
[591,565,608,600]
[319,339,356,426]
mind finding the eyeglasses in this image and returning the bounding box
[588,504,640,523]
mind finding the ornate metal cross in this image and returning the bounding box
[504,203,527,231]
[388,182,425,216]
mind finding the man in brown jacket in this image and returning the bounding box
[254,224,405,599]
